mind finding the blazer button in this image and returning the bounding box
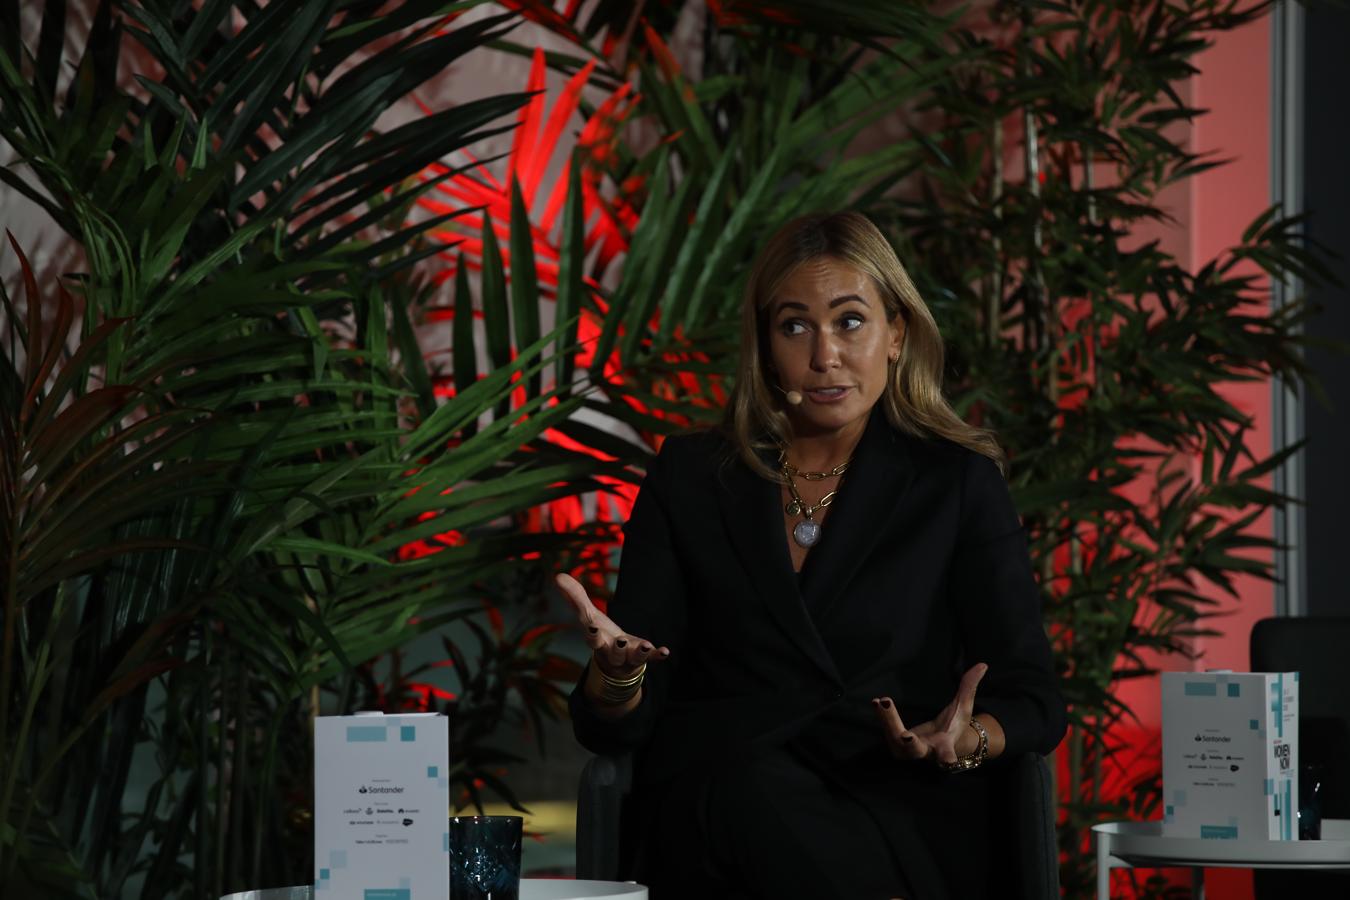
[832,690,843,701]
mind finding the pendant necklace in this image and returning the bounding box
[779,452,850,548]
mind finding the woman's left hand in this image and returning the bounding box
[871,662,988,766]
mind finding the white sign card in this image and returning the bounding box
[1161,671,1298,840]
[314,712,449,899]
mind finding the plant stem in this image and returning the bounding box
[1069,721,1084,820]
[214,644,231,899]
[0,584,66,881]
[196,623,211,900]
[989,115,1004,348]
[252,708,287,885]
[229,645,249,892]
[1018,24,1044,344]
[1091,722,1103,809]
[0,430,19,873]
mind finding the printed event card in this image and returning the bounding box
[1161,671,1298,840]
[314,712,449,900]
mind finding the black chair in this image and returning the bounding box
[575,752,634,882]
[575,750,1060,898]
[1250,616,1350,898]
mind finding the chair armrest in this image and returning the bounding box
[575,752,634,881]
[1014,752,1059,900]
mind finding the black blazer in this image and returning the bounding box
[570,406,1067,897]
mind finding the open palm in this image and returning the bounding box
[555,573,671,677]
[872,663,988,765]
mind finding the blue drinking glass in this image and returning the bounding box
[447,815,522,900]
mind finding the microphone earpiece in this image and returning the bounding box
[772,382,804,405]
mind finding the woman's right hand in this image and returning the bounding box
[555,573,671,683]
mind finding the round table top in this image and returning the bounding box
[1093,818,1350,868]
[220,879,648,900]
[523,880,648,899]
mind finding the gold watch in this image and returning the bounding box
[939,717,989,773]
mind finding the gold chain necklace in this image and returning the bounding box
[778,451,851,548]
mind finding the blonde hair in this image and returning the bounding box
[723,211,1005,479]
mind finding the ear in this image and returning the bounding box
[888,316,905,361]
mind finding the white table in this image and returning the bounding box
[221,880,647,900]
[1094,818,1350,899]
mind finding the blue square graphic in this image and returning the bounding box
[400,725,416,742]
[346,725,387,742]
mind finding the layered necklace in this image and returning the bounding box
[778,451,851,548]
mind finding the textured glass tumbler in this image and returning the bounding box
[447,815,522,900]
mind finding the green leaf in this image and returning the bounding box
[554,158,585,393]
[508,176,541,397]
[269,537,393,568]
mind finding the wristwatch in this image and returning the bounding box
[939,717,989,773]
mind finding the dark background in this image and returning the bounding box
[1299,0,1350,618]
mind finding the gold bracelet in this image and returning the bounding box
[939,717,988,773]
[594,662,646,706]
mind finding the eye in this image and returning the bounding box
[839,313,865,331]
[780,319,808,336]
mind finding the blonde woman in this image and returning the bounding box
[558,211,1066,899]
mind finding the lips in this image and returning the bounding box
[804,386,852,402]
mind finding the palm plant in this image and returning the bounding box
[885,3,1327,893]
[0,2,612,896]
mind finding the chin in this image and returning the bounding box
[792,398,874,433]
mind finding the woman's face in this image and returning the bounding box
[765,255,904,437]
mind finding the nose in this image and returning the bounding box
[810,329,841,371]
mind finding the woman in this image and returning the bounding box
[557,212,1066,899]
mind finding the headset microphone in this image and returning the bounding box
[785,390,803,406]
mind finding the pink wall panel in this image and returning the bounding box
[1187,10,1275,670]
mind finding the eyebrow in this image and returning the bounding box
[773,294,870,314]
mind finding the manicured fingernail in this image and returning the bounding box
[639,644,652,653]
[587,626,598,634]
[880,699,892,709]
[660,648,670,657]
[615,638,627,648]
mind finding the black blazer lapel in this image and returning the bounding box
[798,408,915,625]
[715,448,843,684]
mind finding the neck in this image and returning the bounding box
[785,414,868,470]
